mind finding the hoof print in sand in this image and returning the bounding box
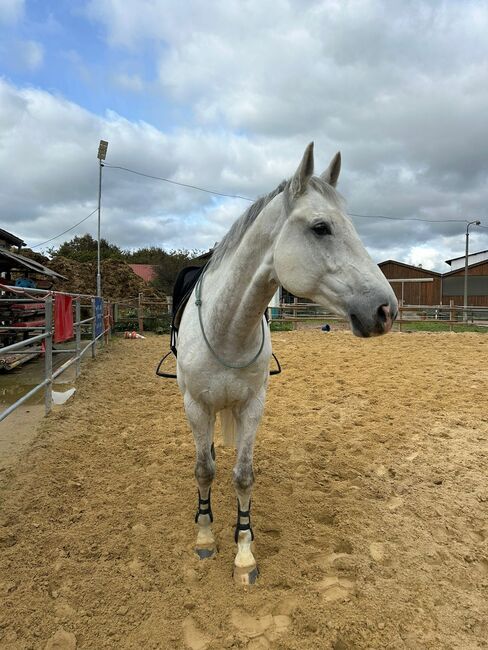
[316,576,355,602]
[369,542,385,562]
[247,638,271,649]
[231,610,273,638]
[45,628,77,650]
[231,604,293,644]
[182,616,210,650]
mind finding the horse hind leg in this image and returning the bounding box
[184,394,217,560]
[232,393,264,586]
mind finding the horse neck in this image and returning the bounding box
[204,199,282,345]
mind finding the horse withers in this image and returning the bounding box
[175,143,398,585]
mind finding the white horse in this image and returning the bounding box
[176,143,398,585]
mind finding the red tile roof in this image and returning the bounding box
[129,264,157,283]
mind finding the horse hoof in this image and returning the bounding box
[195,545,217,560]
[233,564,259,586]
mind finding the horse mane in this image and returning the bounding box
[208,179,290,269]
[208,175,343,269]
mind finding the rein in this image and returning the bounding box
[156,265,282,378]
[194,268,266,370]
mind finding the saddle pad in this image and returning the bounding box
[170,265,206,356]
[172,265,205,326]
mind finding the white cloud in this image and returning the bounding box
[2,1,488,271]
[0,0,24,25]
[1,75,487,271]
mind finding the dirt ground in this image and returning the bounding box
[0,331,487,650]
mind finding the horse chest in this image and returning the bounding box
[196,370,265,411]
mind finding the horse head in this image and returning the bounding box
[273,143,398,337]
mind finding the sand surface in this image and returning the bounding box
[0,331,487,649]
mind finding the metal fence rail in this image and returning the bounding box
[0,285,111,423]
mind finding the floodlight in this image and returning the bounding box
[98,140,109,161]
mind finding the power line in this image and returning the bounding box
[348,212,469,224]
[29,162,487,250]
[105,163,478,224]
[31,208,98,249]
[104,163,254,202]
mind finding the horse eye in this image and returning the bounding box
[311,222,332,236]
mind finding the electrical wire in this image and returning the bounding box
[31,208,98,249]
[348,212,469,223]
[106,163,477,224]
[103,163,254,202]
[30,161,487,249]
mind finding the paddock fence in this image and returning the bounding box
[0,285,112,422]
[112,293,171,334]
[270,299,488,331]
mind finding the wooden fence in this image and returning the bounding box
[271,300,488,331]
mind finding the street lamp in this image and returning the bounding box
[96,140,109,297]
[464,219,480,321]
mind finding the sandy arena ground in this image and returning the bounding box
[1,331,487,649]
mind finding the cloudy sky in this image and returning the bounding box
[1,0,488,271]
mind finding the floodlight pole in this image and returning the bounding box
[96,140,108,297]
[463,219,480,322]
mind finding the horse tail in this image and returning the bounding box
[220,408,237,447]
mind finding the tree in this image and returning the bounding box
[53,234,124,262]
[154,249,203,295]
[124,247,170,265]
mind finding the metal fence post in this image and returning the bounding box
[75,298,81,377]
[44,294,53,414]
[91,297,97,358]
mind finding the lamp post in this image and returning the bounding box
[463,219,480,321]
[96,139,109,297]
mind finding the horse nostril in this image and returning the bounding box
[377,304,391,324]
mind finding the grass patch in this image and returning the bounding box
[270,321,294,331]
[395,321,488,333]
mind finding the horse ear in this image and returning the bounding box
[321,151,341,187]
[290,142,314,198]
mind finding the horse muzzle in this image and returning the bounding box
[349,301,398,338]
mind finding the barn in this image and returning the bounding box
[442,259,488,307]
[378,260,442,305]
[379,256,488,308]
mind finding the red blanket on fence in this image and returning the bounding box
[54,295,74,343]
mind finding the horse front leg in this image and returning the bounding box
[184,394,217,560]
[232,391,265,586]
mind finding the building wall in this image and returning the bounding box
[448,251,488,271]
[442,261,488,307]
[379,262,442,305]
